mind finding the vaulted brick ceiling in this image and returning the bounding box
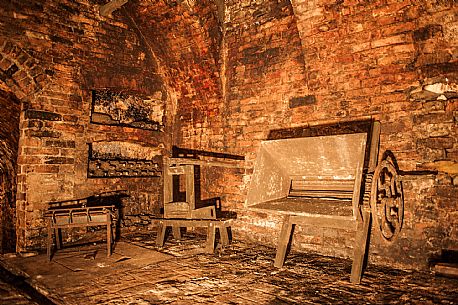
[126,0,223,102]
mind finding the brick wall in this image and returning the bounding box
[0,0,169,251]
[0,91,20,253]
[128,0,224,149]
[0,0,456,269]
[174,0,457,269]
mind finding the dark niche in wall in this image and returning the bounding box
[91,89,165,131]
[88,141,162,178]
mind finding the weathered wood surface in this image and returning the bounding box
[252,121,382,284]
[45,205,116,261]
[434,263,458,278]
[168,157,246,169]
[155,218,233,253]
[99,0,128,17]
[163,157,240,220]
[250,197,354,217]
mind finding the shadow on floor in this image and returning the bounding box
[1,230,457,304]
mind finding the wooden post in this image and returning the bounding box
[274,215,294,268]
[185,165,195,211]
[163,158,173,204]
[47,219,53,261]
[54,228,62,250]
[172,226,182,240]
[156,221,167,247]
[350,210,371,284]
[205,222,216,253]
[107,212,112,256]
[99,0,128,18]
[219,224,230,246]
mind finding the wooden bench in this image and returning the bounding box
[247,120,404,283]
[44,192,122,261]
[155,218,233,253]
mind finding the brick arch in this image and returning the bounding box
[0,39,51,101]
[0,89,21,253]
[0,40,52,253]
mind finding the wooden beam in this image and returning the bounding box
[168,157,246,169]
[100,0,129,18]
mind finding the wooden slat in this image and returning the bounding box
[290,215,356,230]
[289,178,354,199]
[288,190,353,199]
[168,157,245,169]
[168,166,185,175]
[291,180,355,191]
[249,197,354,217]
[367,121,381,172]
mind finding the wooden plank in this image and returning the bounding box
[164,202,190,218]
[205,223,216,253]
[47,219,52,261]
[219,225,230,246]
[172,226,181,240]
[351,137,367,218]
[155,221,166,247]
[185,165,195,210]
[290,179,355,191]
[46,206,115,213]
[350,210,371,284]
[274,215,293,268]
[160,219,233,227]
[368,121,381,172]
[99,0,128,17]
[290,215,356,230]
[55,228,61,249]
[249,197,354,217]
[163,159,173,204]
[190,206,216,219]
[168,166,186,175]
[168,158,245,169]
[434,263,458,278]
[107,213,112,256]
[288,190,353,199]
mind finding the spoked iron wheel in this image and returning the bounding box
[370,156,404,243]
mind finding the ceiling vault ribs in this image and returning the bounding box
[100,0,129,18]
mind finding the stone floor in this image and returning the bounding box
[1,230,457,305]
[0,266,40,305]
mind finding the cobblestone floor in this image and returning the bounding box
[1,230,457,304]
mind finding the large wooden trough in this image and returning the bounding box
[247,120,404,283]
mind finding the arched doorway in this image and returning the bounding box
[0,90,20,253]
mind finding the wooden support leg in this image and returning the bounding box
[219,224,230,246]
[107,213,112,257]
[172,226,182,240]
[205,222,216,253]
[55,228,62,250]
[350,210,371,284]
[47,219,53,261]
[156,221,167,247]
[274,215,293,268]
